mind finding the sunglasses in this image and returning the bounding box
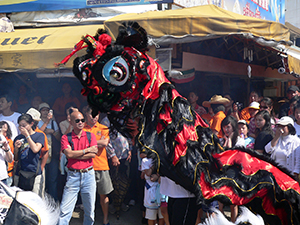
[260,106,269,109]
[75,119,85,123]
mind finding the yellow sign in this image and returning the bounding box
[0,0,35,6]
[0,24,104,70]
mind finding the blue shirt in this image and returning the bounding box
[14,132,44,175]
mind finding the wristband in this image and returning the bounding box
[83,149,86,155]
[26,136,30,139]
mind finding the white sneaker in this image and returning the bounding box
[128,199,135,206]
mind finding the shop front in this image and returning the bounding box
[104,4,300,103]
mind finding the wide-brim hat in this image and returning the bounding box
[276,116,294,126]
[27,108,41,121]
[202,95,230,108]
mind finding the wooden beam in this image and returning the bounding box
[182,52,297,80]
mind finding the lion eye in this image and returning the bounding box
[102,56,130,86]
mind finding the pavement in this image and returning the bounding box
[70,202,143,225]
[69,202,232,225]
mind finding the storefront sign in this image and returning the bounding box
[0,0,172,13]
[173,0,285,24]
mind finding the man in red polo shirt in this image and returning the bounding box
[58,111,98,225]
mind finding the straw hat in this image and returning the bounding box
[202,95,230,108]
[27,108,41,121]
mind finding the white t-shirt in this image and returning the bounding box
[0,112,21,138]
[59,120,72,135]
[294,123,300,139]
[265,135,300,174]
[0,134,12,180]
[160,177,195,198]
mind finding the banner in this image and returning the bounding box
[0,0,172,13]
[173,0,285,24]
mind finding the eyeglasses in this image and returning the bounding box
[75,119,85,123]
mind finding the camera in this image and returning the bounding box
[20,138,25,145]
[235,102,243,110]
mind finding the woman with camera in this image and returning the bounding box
[14,113,45,196]
[265,116,300,181]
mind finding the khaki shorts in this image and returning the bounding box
[145,208,163,220]
[95,170,114,195]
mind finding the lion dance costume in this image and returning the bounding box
[57,22,300,225]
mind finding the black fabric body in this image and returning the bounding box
[3,198,39,225]
[71,29,300,225]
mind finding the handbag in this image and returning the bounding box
[18,160,41,191]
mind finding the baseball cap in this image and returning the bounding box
[276,116,294,127]
[38,102,50,111]
[26,108,41,121]
[248,101,260,110]
[287,85,299,92]
[238,120,247,125]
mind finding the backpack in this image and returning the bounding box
[60,131,92,174]
[66,131,92,149]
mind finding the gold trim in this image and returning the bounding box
[16,192,41,224]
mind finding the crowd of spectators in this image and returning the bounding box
[188,85,300,223]
[1,82,300,225]
[0,82,136,225]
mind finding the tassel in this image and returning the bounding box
[55,39,87,67]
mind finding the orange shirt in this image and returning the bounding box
[240,108,251,124]
[6,138,14,177]
[84,122,110,171]
[210,111,226,138]
[35,127,49,158]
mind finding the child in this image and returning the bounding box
[238,120,255,149]
[140,153,165,225]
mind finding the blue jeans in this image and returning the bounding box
[58,169,96,225]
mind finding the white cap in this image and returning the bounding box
[26,108,41,121]
[238,120,247,125]
[276,116,294,127]
[248,101,260,110]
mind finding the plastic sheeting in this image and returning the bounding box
[104,4,290,45]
